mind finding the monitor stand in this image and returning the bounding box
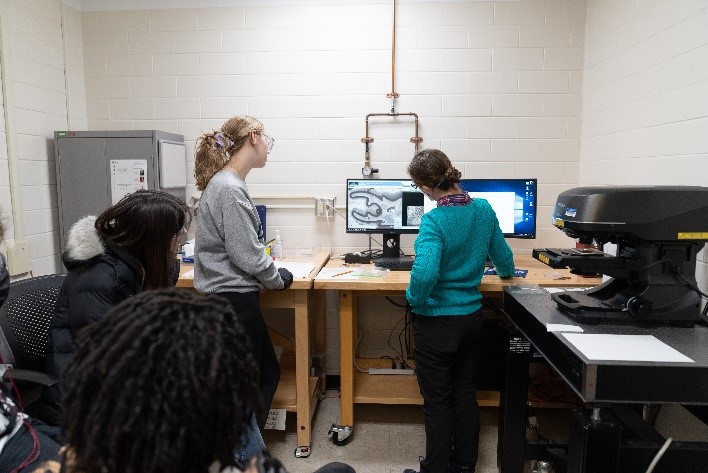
[376,233,415,264]
[382,233,402,258]
[372,233,414,270]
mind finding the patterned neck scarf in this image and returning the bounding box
[437,193,471,207]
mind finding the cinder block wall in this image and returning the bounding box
[579,0,708,319]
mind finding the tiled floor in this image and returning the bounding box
[262,391,555,473]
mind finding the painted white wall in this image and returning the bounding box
[580,0,708,312]
[0,0,87,275]
[0,55,8,255]
[77,1,586,368]
[80,1,586,260]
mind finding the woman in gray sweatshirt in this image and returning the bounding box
[193,115,293,433]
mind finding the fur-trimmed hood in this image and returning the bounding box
[62,216,105,265]
[48,217,145,383]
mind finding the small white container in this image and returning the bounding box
[271,229,283,259]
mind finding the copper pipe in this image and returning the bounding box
[362,112,423,152]
[386,0,399,101]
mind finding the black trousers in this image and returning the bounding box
[413,311,484,473]
[0,417,60,471]
[221,291,281,429]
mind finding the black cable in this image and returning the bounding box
[405,306,413,359]
[629,259,708,315]
[383,297,415,368]
[385,296,411,364]
[367,234,385,254]
[387,309,407,363]
[379,355,396,369]
[385,296,408,308]
[482,296,506,317]
[398,308,414,368]
[642,258,708,300]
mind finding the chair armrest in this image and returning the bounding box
[3,369,59,387]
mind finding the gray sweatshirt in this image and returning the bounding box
[194,170,284,293]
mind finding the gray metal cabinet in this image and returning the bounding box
[54,130,186,252]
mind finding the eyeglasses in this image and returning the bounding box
[263,134,274,153]
[254,131,275,153]
[411,177,444,190]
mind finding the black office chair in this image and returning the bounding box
[0,274,65,406]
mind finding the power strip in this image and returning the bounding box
[368,368,415,375]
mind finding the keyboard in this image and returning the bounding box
[374,257,415,271]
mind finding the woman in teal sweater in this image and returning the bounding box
[405,149,515,473]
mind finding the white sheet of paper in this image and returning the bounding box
[274,261,316,278]
[547,324,584,333]
[561,334,694,363]
[181,268,194,279]
[264,408,287,430]
[110,159,148,204]
[545,287,587,294]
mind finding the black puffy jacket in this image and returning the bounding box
[44,216,144,380]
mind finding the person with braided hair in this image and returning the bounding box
[193,116,293,431]
[403,149,515,473]
[32,289,353,473]
[40,189,190,426]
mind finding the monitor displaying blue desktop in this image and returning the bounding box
[458,178,537,239]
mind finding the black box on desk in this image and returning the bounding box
[344,252,371,264]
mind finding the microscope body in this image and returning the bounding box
[534,186,708,325]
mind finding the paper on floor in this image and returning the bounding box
[264,408,287,430]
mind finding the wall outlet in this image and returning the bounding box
[7,239,31,276]
[315,197,335,217]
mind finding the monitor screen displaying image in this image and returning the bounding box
[346,179,425,234]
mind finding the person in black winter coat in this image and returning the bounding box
[40,189,190,426]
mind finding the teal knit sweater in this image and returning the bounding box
[406,198,515,316]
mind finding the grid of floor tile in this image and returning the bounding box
[262,392,509,473]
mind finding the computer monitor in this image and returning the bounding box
[346,179,425,257]
[457,178,537,239]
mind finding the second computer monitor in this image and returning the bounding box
[458,178,537,239]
